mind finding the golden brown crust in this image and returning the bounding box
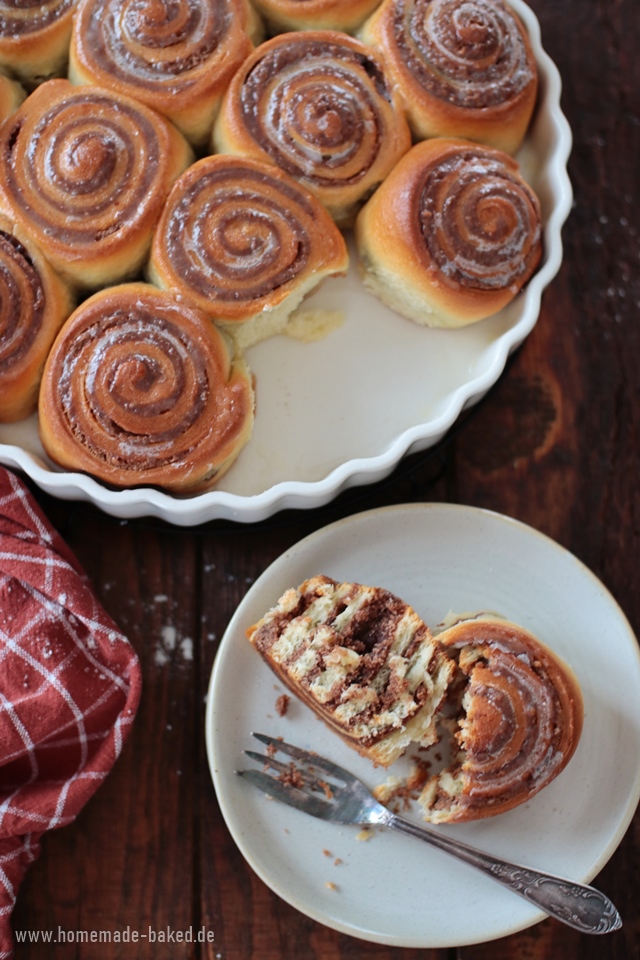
[252,0,383,35]
[0,79,192,290]
[38,283,255,492]
[69,0,259,147]
[0,214,74,422]
[359,0,538,154]
[418,616,584,823]
[355,137,543,328]
[0,74,25,122]
[149,154,348,344]
[212,30,411,227]
[0,0,77,86]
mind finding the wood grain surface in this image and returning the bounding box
[8,0,640,956]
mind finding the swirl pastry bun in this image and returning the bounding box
[355,138,542,328]
[69,0,261,147]
[249,580,584,820]
[38,284,255,492]
[247,575,455,767]
[0,80,192,290]
[0,0,77,87]
[250,0,383,35]
[359,0,538,154]
[0,215,74,422]
[149,155,348,349]
[213,31,411,227]
[418,615,583,823]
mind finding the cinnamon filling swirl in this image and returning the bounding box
[39,284,254,490]
[417,148,541,289]
[1,93,160,248]
[164,166,313,302]
[417,616,583,822]
[0,0,76,37]
[240,37,392,186]
[392,0,535,109]
[59,312,209,470]
[0,231,45,372]
[79,0,231,88]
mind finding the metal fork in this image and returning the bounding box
[238,733,622,935]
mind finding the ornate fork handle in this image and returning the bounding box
[387,813,621,934]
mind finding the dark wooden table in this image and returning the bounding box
[10,0,640,956]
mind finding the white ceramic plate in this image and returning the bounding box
[206,504,640,947]
[0,1,573,525]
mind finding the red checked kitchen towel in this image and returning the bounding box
[0,467,142,958]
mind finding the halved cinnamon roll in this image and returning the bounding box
[418,615,583,823]
[247,575,455,767]
[70,0,261,147]
[248,580,583,820]
[359,0,538,154]
[149,155,348,349]
[0,80,192,289]
[0,215,74,422]
[213,31,411,227]
[38,284,255,492]
[355,138,542,327]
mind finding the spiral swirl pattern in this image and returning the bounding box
[83,0,228,82]
[391,0,535,109]
[3,91,158,248]
[0,81,189,285]
[418,147,541,290]
[40,286,254,491]
[423,617,583,822]
[73,0,252,97]
[0,0,76,38]
[0,231,45,377]
[238,34,403,189]
[165,163,312,302]
[152,155,347,328]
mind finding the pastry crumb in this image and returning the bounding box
[356,829,372,841]
[275,693,290,716]
[325,881,338,891]
[373,760,431,812]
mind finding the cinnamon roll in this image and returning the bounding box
[69,0,261,147]
[149,155,348,349]
[0,79,192,290]
[250,0,383,35]
[247,575,455,767]
[355,138,542,328]
[38,284,255,492]
[0,214,74,422]
[359,0,538,154]
[213,31,411,227]
[0,0,77,87]
[418,615,583,823]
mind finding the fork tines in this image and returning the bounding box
[249,732,352,784]
[236,733,348,817]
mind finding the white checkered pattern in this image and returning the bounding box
[0,468,141,958]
